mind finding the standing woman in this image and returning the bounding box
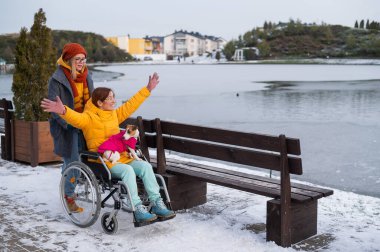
[48,43,94,213]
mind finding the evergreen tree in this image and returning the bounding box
[360,20,364,28]
[366,19,370,29]
[215,51,221,61]
[268,22,273,30]
[263,21,268,31]
[223,40,237,61]
[12,28,31,120]
[11,8,56,121]
[354,20,358,28]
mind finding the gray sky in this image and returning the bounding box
[1,0,379,41]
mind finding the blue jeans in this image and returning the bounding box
[110,160,161,206]
[62,131,85,197]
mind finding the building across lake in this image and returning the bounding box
[107,30,226,61]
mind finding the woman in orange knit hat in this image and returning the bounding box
[48,43,94,213]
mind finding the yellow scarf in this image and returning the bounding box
[57,57,90,112]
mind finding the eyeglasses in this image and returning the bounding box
[104,95,115,102]
[74,57,87,63]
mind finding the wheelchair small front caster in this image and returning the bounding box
[101,212,118,234]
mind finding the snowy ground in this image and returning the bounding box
[0,155,379,252]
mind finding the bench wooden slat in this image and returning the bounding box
[163,136,303,175]
[160,120,301,155]
[162,160,321,202]
[163,158,333,199]
[164,164,312,202]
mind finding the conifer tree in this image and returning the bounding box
[215,51,221,61]
[366,19,370,29]
[11,8,56,121]
[12,28,31,120]
[354,20,358,28]
[263,21,268,31]
[360,20,364,28]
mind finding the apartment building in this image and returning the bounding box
[164,30,226,57]
[106,31,226,59]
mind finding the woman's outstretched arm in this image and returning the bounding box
[41,96,89,129]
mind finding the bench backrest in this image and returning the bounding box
[122,117,303,176]
[123,116,300,247]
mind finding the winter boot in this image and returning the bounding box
[64,195,83,213]
[151,198,176,220]
[134,203,157,224]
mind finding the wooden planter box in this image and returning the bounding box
[13,120,61,167]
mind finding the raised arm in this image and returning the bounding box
[146,72,159,92]
[41,96,67,115]
[116,72,160,123]
[41,96,88,129]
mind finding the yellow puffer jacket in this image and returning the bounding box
[60,87,150,168]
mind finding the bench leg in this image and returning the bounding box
[266,199,317,246]
[162,174,207,211]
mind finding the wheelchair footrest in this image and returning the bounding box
[157,214,176,222]
[134,219,157,228]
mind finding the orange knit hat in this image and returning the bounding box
[62,43,87,61]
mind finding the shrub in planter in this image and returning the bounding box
[12,8,56,121]
[11,8,60,166]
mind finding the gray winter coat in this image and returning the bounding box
[47,67,94,158]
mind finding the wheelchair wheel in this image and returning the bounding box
[101,212,118,234]
[60,161,101,228]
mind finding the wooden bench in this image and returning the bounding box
[0,98,13,161]
[122,116,334,247]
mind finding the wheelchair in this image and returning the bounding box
[59,147,174,234]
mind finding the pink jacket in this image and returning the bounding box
[124,137,137,150]
[97,130,137,154]
[98,130,126,154]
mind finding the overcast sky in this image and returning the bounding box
[1,0,379,41]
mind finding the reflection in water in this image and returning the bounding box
[243,80,380,125]
[239,80,380,197]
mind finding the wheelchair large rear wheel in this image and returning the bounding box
[60,161,101,228]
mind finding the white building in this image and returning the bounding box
[232,47,260,61]
[164,30,226,57]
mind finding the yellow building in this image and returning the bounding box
[128,38,153,55]
[128,38,145,54]
[106,36,155,55]
[106,36,129,52]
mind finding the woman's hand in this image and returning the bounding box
[146,72,159,92]
[41,96,66,115]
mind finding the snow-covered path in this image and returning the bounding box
[0,158,379,252]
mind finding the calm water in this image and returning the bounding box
[1,63,380,197]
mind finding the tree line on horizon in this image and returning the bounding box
[354,19,380,30]
[222,19,380,61]
[2,15,380,64]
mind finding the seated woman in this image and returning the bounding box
[41,72,175,223]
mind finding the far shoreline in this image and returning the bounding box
[2,57,379,76]
[89,57,380,67]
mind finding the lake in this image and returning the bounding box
[1,63,380,197]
